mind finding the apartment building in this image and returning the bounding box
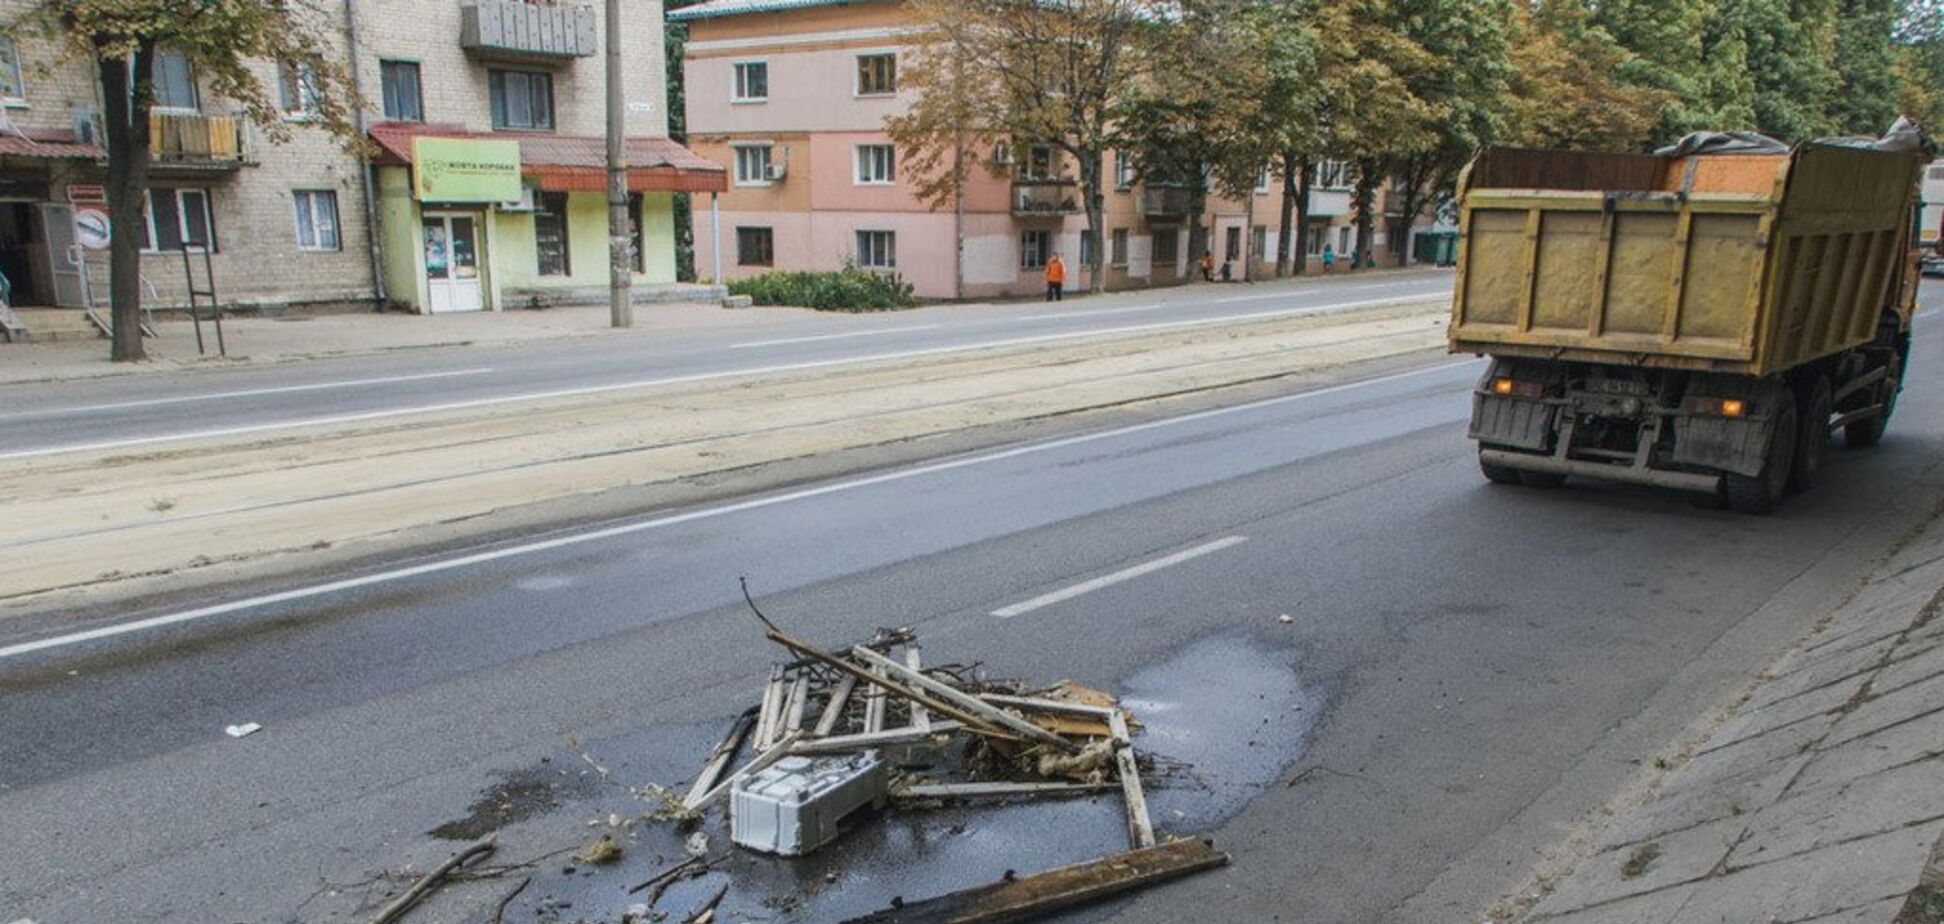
[672,0,1429,301]
[0,0,721,332]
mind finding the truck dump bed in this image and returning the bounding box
[1448,144,1925,376]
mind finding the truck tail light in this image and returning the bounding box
[1490,377,1545,398]
[1688,397,1748,418]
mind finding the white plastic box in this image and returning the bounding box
[730,753,886,856]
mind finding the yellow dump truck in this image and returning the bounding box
[1448,141,1928,512]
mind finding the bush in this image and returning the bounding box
[728,265,919,312]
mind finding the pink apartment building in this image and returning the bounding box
[671,0,1433,301]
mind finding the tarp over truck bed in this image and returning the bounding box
[1448,143,1927,376]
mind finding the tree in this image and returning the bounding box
[1378,0,1510,263]
[1830,0,1905,134]
[1896,0,1944,133]
[666,0,702,281]
[890,0,1172,294]
[23,1,361,362]
[1502,1,1669,150]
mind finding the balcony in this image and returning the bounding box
[1012,179,1079,217]
[148,112,250,171]
[1141,184,1194,217]
[461,1,598,62]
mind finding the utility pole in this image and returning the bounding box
[605,0,632,328]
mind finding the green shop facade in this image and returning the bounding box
[369,123,726,313]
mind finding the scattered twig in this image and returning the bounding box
[490,876,530,924]
[739,576,780,632]
[1284,764,1371,788]
[684,882,730,923]
[628,855,704,896]
[368,835,496,924]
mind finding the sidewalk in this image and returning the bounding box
[1509,513,1944,923]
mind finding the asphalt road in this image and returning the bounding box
[4,286,1944,922]
[0,271,1450,458]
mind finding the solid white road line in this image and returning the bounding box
[1015,304,1164,321]
[0,358,1480,661]
[731,326,939,349]
[0,293,1444,463]
[989,536,1249,618]
[0,368,496,421]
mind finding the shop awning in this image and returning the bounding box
[370,122,726,194]
[0,129,105,160]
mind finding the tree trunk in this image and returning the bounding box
[1187,172,1209,272]
[1353,158,1379,272]
[100,49,154,363]
[1081,148,1105,294]
[1292,155,1312,277]
[1275,151,1297,278]
[1242,186,1255,283]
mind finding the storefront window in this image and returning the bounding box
[534,191,570,277]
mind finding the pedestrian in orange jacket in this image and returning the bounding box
[1045,252,1066,302]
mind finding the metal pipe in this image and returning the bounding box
[710,191,722,288]
[342,0,385,305]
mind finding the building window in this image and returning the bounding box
[732,144,773,186]
[1114,151,1134,190]
[292,190,340,251]
[1338,225,1353,255]
[1307,222,1328,256]
[0,36,25,102]
[139,187,215,252]
[152,50,199,111]
[380,60,423,122]
[279,62,320,118]
[1316,160,1348,190]
[534,191,570,276]
[856,53,895,96]
[737,226,774,266]
[855,230,895,269]
[855,144,894,185]
[1026,145,1056,181]
[1110,228,1128,267]
[489,69,553,131]
[1225,226,1241,261]
[1153,228,1179,264]
[732,62,768,102]
[1080,229,1100,268]
[1020,229,1049,269]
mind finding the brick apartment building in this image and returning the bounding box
[0,0,722,338]
[671,0,1439,301]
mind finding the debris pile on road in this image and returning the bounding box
[657,597,1229,922]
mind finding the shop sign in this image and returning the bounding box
[412,137,522,203]
[73,208,111,250]
[66,184,107,205]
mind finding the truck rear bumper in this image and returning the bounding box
[1479,448,1724,495]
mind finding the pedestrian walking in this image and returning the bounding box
[1219,259,1233,282]
[1321,243,1336,275]
[1045,251,1066,302]
[1199,251,1216,283]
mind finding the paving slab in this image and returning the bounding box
[1530,884,1692,924]
[1822,673,1944,751]
[1792,706,1944,793]
[1665,821,1944,924]
[1535,815,1744,917]
[1730,758,1944,866]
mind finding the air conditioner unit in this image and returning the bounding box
[993,144,1015,165]
[764,163,787,181]
[497,186,538,213]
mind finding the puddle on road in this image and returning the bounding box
[414,636,1320,922]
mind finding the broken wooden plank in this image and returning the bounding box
[904,646,931,731]
[1109,709,1154,850]
[791,722,966,755]
[979,694,1116,719]
[840,837,1229,923]
[896,781,1114,800]
[813,674,859,737]
[754,665,785,751]
[683,730,803,810]
[764,629,1023,744]
[784,673,811,734]
[851,645,1077,753]
[683,707,757,809]
[863,660,888,735]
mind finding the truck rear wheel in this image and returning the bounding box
[1480,454,1523,485]
[1790,376,1832,493]
[1724,392,1798,515]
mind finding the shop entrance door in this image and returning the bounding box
[422,212,482,313]
[39,203,83,307]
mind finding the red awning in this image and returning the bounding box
[369,122,726,194]
[0,129,104,160]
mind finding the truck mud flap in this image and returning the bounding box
[1670,416,1772,478]
[1469,394,1556,452]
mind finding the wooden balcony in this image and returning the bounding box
[149,112,249,171]
[1012,179,1079,217]
[461,1,599,61]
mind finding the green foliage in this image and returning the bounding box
[727,266,920,312]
